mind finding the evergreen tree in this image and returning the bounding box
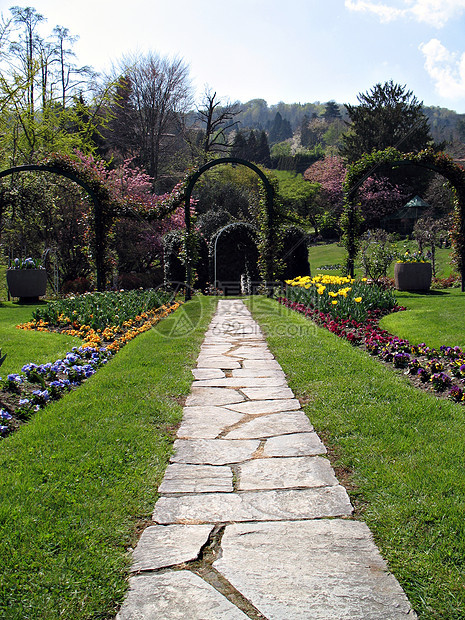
[323,101,341,121]
[256,130,271,167]
[268,112,283,144]
[341,80,433,162]
[300,114,311,147]
[247,130,258,162]
[230,131,249,160]
[268,112,293,144]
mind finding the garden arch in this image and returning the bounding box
[212,221,259,292]
[183,157,276,300]
[0,163,110,291]
[342,148,465,291]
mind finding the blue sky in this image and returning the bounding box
[2,0,465,112]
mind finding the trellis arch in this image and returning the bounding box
[183,157,277,300]
[212,221,259,290]
[342,148,465,291]
[0,163,112,291]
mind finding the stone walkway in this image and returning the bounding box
[117,299,416,619]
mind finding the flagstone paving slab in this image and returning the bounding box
[117,571,250,620]
[237,456,339,490]
[170,438,260,465]
[195,356,241,369]
[231,368,286,378]
[153,486,353,524]
[185,388,245,407]
[262,431,327,457]
[240,386,294,400]
[159,463,234,493]
[131,524,213,572]
[214,520,415,619]
[177,407,245,440]
[225,398,301,415]
[193,377,288,387]
[223,411,313,439]
[241,359,283,369]
[191,368,225,380]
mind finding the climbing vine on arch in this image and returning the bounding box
[0,151,196,290]
[340,147,465,291]
[181,157,285,298]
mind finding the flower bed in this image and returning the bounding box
[30,289,173,331]
[0,291,182,437]
[279,294,465,405]
[284,275,397,322]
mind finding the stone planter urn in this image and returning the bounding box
[394,262,432,292]
[6,269,47,302]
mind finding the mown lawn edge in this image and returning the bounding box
[247,296,465,619]
[0,295,217,620]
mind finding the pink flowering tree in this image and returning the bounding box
[304,155,346,217]
[358,176,410,229]
[68,152,190,286]
[304,155,410,233]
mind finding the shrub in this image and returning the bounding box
[360,229,396,282]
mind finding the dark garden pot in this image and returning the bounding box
[394,262,432,292]
[6,269,47,302]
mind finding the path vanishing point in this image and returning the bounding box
[117,299,416,619]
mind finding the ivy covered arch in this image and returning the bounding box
[0,160,118,291]
[183,157,279,299]
[341,147,465,292]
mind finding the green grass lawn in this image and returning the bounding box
[309,240,455,279]
[381,288,465,349]
[246,296,465,619]
[0,295,217,619]
[0,301,81,375]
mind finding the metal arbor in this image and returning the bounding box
[344,150,465,292]
[183,157,275,300]
[0,163,108,291]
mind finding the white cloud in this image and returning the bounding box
[344,0,404,22]
[419,38,465,98]
[345,0,465,27]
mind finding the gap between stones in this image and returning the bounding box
[133,524,268,620]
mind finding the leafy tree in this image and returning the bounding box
[302,116,327,148]
[270,141,292,159]
[360,229,396,282]
[413,215,451,276]
[304,156,346,216]
[358,175,410,229]
[274,170,321,232]
[341,80,433,163]
[0,6,100,163]
[424,175,457,217]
